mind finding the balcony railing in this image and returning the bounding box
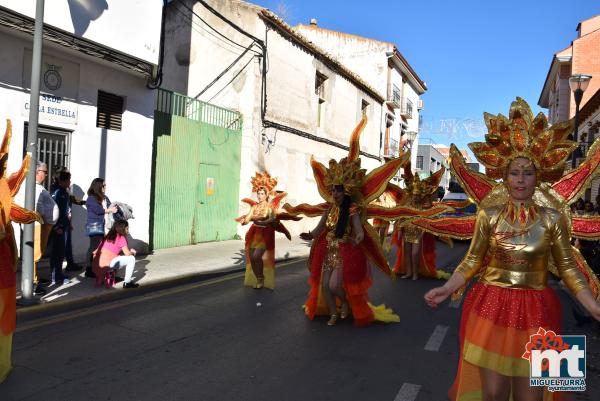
[400,98,413,118]
[387,84,402,109]
[384,138,400,158]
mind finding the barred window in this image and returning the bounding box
[416,155,424,169]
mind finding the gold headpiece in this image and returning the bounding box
[469,97,576,182]
[324,157,366,196]
[251,171,277,193]
[403,160,445,198]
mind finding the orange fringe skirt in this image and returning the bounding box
[450,282,565,401]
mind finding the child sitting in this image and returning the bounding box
[93,220,139,288]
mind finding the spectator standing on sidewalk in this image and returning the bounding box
[51,167,85,272]
[49,171,73,285]
[85,178,117,278]
[33,162,58,295]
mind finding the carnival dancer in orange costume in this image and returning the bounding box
[285,116,451,326]
[0,120,42,382]
[423,98,600,401]
[392,161,449,280]
[236,172,298,289]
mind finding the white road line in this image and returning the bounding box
[449,298,463,308]
[394,383,421,401]
[424,324,449,352]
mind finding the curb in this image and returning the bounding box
[16,255,308,323]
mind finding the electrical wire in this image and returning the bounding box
[177,1,262,55]
[193,43,256,99]
[171,4,261,56]
[207,55,256,103]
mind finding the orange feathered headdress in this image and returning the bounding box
[250,171,277,193]
[469,97,576,182]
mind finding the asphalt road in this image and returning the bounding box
[3,247,599,401]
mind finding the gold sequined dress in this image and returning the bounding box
[243,202,277,289]
[450,200,587,401]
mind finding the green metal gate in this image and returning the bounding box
[151,89,243,249]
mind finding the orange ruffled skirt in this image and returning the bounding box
[450,282,564,401]
[304,235,398,326]
[0,237,17,382]
[244,224,276,289]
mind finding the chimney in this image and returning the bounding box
[310,18,318,26]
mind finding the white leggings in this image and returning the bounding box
[109,255,136,283]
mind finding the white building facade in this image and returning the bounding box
[415,144,449,191]
[0,1,164,260]
[162,0,386,236]
[294,23,427,175]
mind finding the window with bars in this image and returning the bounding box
[361,99,369,116]
[416,155,424,169]
[96,90,124,131]
[23,123,71,190]
[315,72,327,100]
[316,72,327,128]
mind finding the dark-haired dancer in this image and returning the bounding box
[288,116,451,326]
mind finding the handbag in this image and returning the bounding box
[86,221,105,237]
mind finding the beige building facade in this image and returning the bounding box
[162,0,386,236]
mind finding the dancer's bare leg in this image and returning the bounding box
[400,241,413,278]
[480,367,510,401]
[250,248,265,288]
[329,268,348,318]
[512,376,544,401]
[401,241,412,278]
[321,269,337,322]
[411,240,422,280]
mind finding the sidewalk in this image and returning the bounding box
[16,237,311,318]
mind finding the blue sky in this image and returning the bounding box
[251,0,600,153]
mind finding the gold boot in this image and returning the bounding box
[327,314,338,326]
[253,276,264,289]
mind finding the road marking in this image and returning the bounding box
[394,383,421,401]
[449,298,462,308]
[424,324,449,352]
[16,258,305,332]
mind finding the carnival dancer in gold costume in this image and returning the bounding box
[236,172,298,289]
[423,98,600,401]
[0,120,42,382]
[392,161,448,280]
[370,187,398,246]
[285,117,450,326]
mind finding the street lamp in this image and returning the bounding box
[405,131,418,148]
[569,74,592,168]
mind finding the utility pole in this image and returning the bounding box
[21,0,45,301]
